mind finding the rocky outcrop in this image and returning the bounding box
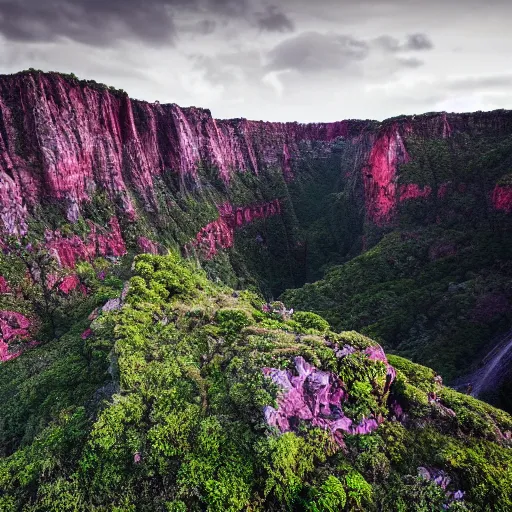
[0,276,10,294]
[57,274,83,294]
[363,124,411,224]
[46,217,126,268]
[492,185,512,213]
[263,347,395,446]
[399,183,432,202]
[188,200,281,259]
[137,237,162,255]
[0,310,36,361]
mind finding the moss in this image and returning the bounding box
[292,311,330,332]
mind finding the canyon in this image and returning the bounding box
[0,69,511,397]
[0,70,511,511]
[0,71,511,240]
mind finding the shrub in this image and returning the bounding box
[292,311,330,332]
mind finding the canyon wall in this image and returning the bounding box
[1,71,511,242]
[0,71,370,236]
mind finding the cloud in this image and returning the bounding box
[396,57,424,68]
[404,33,433,51]
[265,32,369,73]
[0,0,179,45]
[446,74,512,91]
[181,19,217,35]
[0,0,271,46]
[374,33,434,53]
[191,49,264,86]
[255,6,294,32]
[263,31,431,76]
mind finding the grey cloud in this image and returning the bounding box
[181,19,217,35]
[0,0,179,45]
[446,74,512,91]
[396,57,424,68]
[374,33,433,53]
[405,33,433,51]
[0,0,258,45]
[191,54,239,85]
[256,6,294,32]
[373,36,401,52]
[266,32,369,73]
[206,0,249,17]
[191,49,264,86]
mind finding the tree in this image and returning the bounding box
[0,235,80,338]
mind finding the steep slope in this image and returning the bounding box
[0,253,511,511]
[0,70,376,298]
[0,71,510,287]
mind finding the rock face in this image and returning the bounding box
[0,276,10,294]
[363,124,411,224]
[0,310,35,361]
[0,71,369,235]
[493,185,512,213]
[45,217,126,268]
[137,237,162,255]
[189,200,281,259]
[1,71,511,243]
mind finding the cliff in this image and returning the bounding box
[1,70,511,240]
[0,70,369,235]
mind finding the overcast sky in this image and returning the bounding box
[0,0,511,122]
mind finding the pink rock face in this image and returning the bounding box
[0,276,10,294]
[0,72,371,233]
[364,344,396,392]
[190,199,281,259]
[492,185,512,213]
[81,328,93,340]
[364,125,411,224]
[391,400,404,419]
[46,217,126,268]
[399,184,432,202]
[263,353,394,446]
[1,72,511,233]
[0,310,35,362]
[58,275,81,294]
[137,237,160,255]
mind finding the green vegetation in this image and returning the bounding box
[1,254,511,510]
[1,84,512,508]
[282,226,512,397]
